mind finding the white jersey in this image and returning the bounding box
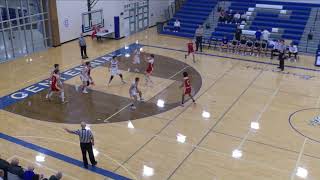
[133,50,141,64]
[110,60,120,76]
[129,81,138,96]
[80,66,89,82]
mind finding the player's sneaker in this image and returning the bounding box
[122,80,126,84]
[82,89,89,94]
[140,98,144,102]
[130,104,136,110]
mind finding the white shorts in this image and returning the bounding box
[133,57,140,64]
[130,89,137,97]
[80,74,89,82]
[111,69,120,76]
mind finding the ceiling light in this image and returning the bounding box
[128,121,134,129]
[176,133,186,143]
[250,122,260,130]
[35,155,45,162]
[232,149,242,159]
[143,165,154,177]
[202,111,211,119]
[296,167,308,179]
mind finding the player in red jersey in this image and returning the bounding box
[46,64,61,99]
[145,54,154,85]
[47,69,66,103]
[185,39,195,63]
[180,71,195,106]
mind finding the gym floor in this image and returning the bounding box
[1,27,320,180]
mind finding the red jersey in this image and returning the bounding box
[51,74,60,91]
[184,77,192,95]
[146,58,154,74]
[187,42,194,54]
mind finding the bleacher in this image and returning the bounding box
[211,0,317,44]
[162,0,217,38]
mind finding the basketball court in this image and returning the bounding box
[1,26,320,180]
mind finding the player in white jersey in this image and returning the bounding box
[108,56,125,85]
[129,77,144,110]
[75,61,92,93]
[128,48,141,72]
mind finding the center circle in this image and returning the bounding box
[4,53,203,124]
[289,108,320,143]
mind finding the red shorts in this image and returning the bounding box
[51,85,60,92]
[146,67,153,74]
[184,87,192,95]
[188,49,194,55]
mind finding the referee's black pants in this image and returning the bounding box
[278,52,285,71]
[80,142,96,167]
[195,36,203,52]
[80,45,87,59]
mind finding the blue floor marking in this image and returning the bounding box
[0,44,143,180]
[0,133,131,180]
[142,44,320,72]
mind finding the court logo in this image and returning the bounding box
[309,116,320,126]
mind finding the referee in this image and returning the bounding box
[277,39,286,71]
[64,122,97,168]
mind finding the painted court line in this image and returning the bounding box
[290,138,307,180]
[0,133,131,180]
[103,65,190,123]
[141,44,320,72]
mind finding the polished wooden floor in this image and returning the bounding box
[1,27,320,180]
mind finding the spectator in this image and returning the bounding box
[23,165,35,180]
[235,26,242,41]
[48,172,62,180]
[219,10,225,23]
[0,156,9,179]
[226,10,233,24]
[0,169,4,180]
[288,43,298,61]
[79,33,88,59]
[8,158,24,179]
[233,12,241,24]
[195,25,204,52]
[240,13,247,22]
[255,30,262,41]
[271,40,280,60]
[173,19,181,32]
[262,29,271,42]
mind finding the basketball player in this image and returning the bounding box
[47,69,66,103]
[76,61,91,93]
[129,77,144,110]
[145,54,155,85]
[185,39,195,63]
[46,64,61,99]
[181,72,195,106]
[108,56,125,85]
[128,48,141,72]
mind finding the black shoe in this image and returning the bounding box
[84,165,88,169]
[92,161,97,166]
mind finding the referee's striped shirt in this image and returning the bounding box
[74,128,93,143]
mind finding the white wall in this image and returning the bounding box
[149,0,170,26]
[56,0,170,43]
[56,0,87,43]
